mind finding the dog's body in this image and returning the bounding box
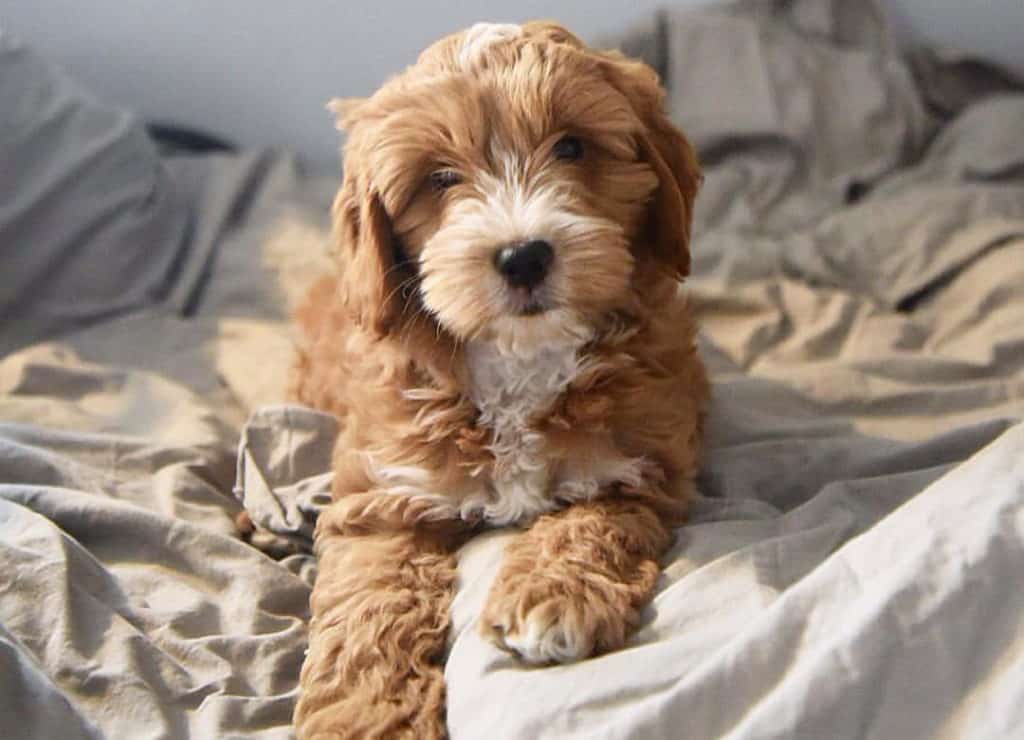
[291,22,707,738]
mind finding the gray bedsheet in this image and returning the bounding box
[3,1,1024,738]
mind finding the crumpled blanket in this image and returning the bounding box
[3,0,1024,738]
[235,352,1023,739]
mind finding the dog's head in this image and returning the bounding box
[331,22,700,354]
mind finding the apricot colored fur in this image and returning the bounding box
[290,21,707,739]
[481,500,674,662]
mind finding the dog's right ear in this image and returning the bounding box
[596,53,701,281]
[331,111,405,337]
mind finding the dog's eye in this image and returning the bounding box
[430,169,462,191]
[553,135,584,161]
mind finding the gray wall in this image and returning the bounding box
[3,0,1022,172]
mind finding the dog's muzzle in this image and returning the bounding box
[493,239,554,290]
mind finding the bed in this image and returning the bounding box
[2,1,1023,738]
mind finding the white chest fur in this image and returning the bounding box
[369,338,649,527]
[464,341,581,525]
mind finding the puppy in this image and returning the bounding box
[291,21,707,739]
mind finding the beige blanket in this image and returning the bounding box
[2,1,1024,738]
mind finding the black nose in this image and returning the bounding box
[493,240,554,289]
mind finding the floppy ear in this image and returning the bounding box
[598,52,701,279]
[332,135,405,337]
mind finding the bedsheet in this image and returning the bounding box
[3,0,1024,737]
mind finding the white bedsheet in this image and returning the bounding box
[3,0,1024,737]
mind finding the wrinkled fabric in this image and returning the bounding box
[3,1,1024,738]
[0,143,326,736]
[0,346,309,739]
[0,30,195,355]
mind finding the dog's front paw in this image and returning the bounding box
[482,588,596,664]
[480,538,661,665]
[480,502,669,665]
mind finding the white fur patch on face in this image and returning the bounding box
[417,121,629,350]
[474,166,610,250]
[458,22,523,69]
[420,161,615,343]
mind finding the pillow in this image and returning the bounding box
[0,28,193,354]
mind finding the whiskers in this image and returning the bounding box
[383,271,421,308]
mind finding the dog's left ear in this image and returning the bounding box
[330,106,407,337]
[598,52,701,280]
[331,168,405,337]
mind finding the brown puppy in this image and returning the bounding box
[291,21,707,739]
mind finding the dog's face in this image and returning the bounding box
[332,23,700,354]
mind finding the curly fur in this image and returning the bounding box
[290,21,708,738]
[295,506,466,739]
[481,499,674,663]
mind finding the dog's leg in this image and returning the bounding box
[481,499,675,665]
[295,498,461,739]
